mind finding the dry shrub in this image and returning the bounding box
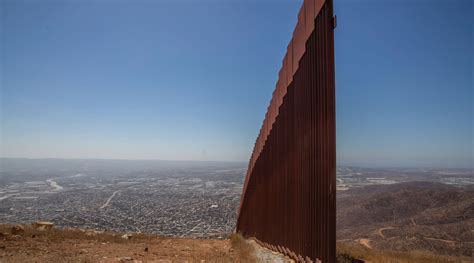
[336,242,472,263]
[230,233,257,262]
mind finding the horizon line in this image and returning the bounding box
[1,157,472,170]
[0,156,247,163]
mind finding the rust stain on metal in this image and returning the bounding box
[237,0,336,262]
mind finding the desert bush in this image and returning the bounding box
[230,233,257,262]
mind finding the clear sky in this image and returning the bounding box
[1,0,472,168]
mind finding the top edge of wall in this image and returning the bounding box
[240,0,328,207]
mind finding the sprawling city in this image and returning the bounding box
[1,158,472,240]
[0,159,245,238]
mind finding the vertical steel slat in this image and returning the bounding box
[236,1,335,261]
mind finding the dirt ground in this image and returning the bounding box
[0,224,268,263]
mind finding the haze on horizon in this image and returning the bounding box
[1,0,472,168]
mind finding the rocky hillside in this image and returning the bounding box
[337,181,474,258]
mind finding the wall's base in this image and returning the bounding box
[249,237,323,263]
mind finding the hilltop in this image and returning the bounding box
[0,224,289,263]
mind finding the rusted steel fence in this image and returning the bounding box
[236,0,336,262]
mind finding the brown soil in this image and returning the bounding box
[0,224,255,263]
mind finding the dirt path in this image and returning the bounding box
[357,238,373,249]
[376,227,396,238]
[423,237,457,246]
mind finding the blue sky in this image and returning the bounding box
[1,0,472,168]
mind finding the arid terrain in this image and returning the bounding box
[0,224,290,263]
[337,181,474,261]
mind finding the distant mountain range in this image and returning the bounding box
[337,181,473,258]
